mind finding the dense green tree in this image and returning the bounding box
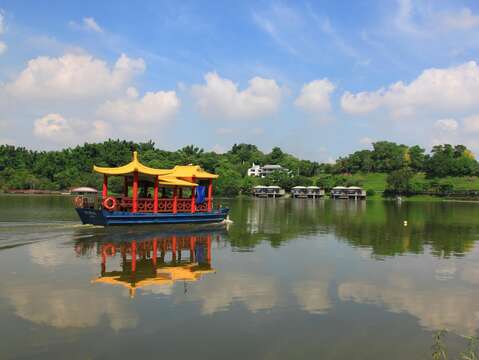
[407,145,426,171]
[371,141,408,172]
[424,144,478,178]
[1,140,478,196]
[386,168,415,195]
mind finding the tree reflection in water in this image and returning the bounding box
[226,198,479,257]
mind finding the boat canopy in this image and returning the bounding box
[93,151,217,185]
[158,177,198,187]
[92,265,214,297]
[94,151,172,176]
[169,165,219,179]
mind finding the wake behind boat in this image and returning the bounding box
[73,151,229,226]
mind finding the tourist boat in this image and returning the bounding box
[74,151,229,226]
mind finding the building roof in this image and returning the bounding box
[262,164,283,170]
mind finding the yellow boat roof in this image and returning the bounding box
[93,151,172,176]
[158,177,197,187]
[170,165,219,179]
[93,151,218,180]
[92,265,215,297]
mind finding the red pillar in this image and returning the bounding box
[131,240,137,272]
[173,187,178,214]
[102,175,108,198]
[191,187,196,213]
[132,171,138,213]
[172,236,177,262]
[189,236,196,262]
[153,177,159,213]
[207,179,213,212]
[101,245,106,274]
[152,238,157,267]
[206,234,211,264]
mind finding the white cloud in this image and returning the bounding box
[463,115,479,133]
[0,10,6,54]
[251,127,264,135]
[293,280,331,314]
[5,53,145,101]
[33,113,73,142]
[0,10,5,35]
[393,1,479,35]
[359,137,374,146]
[394,0,418,34]
[97,90,180,127]
[190,272,279,315]
[0,138,14,145]
[0,50,182,146]
[211,144,226,154]
[252,5,300,56]
[192,72,282,120]
[6,285,138,330]
[442,8,479,30]
[82,17,102,33]
[294,79,335,113]
[434,118,458,132]
[341,61,479,117]
[70,17,103,33]
[216,128,233,135]
[338,277,479,336]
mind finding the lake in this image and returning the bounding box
[1,195,479,359]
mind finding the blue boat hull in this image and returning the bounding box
[76,208,229,226]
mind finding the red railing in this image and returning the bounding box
[94,196,212,213]
[176,199,192,212]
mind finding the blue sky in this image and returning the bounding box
[1,0,479,161]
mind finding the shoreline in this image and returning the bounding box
[4,191,479,203]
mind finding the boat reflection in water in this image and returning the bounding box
[74,230,220,297]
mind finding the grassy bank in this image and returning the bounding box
[316,172,479,193]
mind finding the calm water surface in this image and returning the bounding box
[1,195,479,359]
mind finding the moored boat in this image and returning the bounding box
[73,151,229,226]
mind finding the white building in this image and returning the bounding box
[247,163,262,177]
[247,163,288,177]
